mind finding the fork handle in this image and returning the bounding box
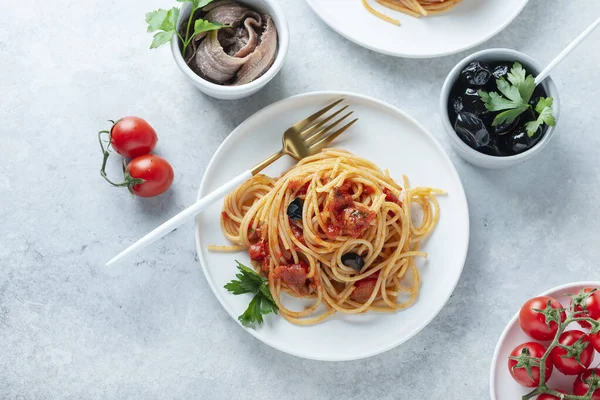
[105,170,252,267]
[251,150,285,175]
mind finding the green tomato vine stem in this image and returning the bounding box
[98,129,145,191]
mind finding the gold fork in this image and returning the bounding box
[106,98,357,267]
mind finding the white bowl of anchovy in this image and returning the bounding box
[147,0,290,100]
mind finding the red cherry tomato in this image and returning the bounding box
[519,296,566,341]
[110,116,158,158]
[550,330,594,375]
[573,369,600,399]
[572,288,600,329]
[126,155,174,197]
[538,390,567,400]
[590,330,600,353]
[508,342,553,388]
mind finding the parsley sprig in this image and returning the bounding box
[146,0,227,56]
[224,261,278,327]
[478,62,556,137]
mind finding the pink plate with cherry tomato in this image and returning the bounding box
[491,282,600,400]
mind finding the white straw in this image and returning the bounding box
[535,16,600,86]
[105,170,252,268]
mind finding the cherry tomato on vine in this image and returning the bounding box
[126,155,174,197]
[537,390,567,400]
[519,296,566,341]
[573,369,600,399]
[571,288,600,329]
[109,116,158,158]
[590,330,600,353]
[550,330,594,375]
[508,342,553,388]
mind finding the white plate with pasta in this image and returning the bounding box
[304,0,529,58]
[195,91,469,361]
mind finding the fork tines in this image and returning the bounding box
[299,98,358,152]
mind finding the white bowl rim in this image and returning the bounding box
[170,0,290,94]
[194,90,471,361]
[440,48,561,163]
[489,281,600,399]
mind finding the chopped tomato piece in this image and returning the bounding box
[383,187,402,206]
[350,272,380,302]
[324,188,375,239]
[326,224,341,239]
[248,239,270,272]
[362,185,375,195]
[248,240,267,261]
[290,221,306,246]
[339,180,353,194]
[289,180,310,196]
[325,189,354,213]
[341,208,376,237]
[247,221,263,243]
[271,262,309,295]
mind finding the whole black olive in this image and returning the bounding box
[454,112,490,149]
[460,61,492,87]
[451,96,464,114]
[479,138,507,157]
[492,63,510,80]
[461,88,489,117]
[341,253,365,273]
[286,198,303,221]
[493,116,520,136]
[506,126,543,154]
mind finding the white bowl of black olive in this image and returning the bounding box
[146,0,289,100]
[440,48,560,169]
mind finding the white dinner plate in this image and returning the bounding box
[195,91,469,361]
[304,0,529,58]
[490,282,600,399]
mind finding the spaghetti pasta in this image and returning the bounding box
[214,150,442,325]
[363,0,462,25]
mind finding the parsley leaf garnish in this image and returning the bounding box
[524,97,556,137]
[506,62,536,102]
[224,261,278,327]
[146,8,180,49]
[146,0,228,55]
[478,62,556,138]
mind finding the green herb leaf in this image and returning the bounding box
[507,62,536,103]
[258,291,279,316]
[196,0,214,8]
[224,261,278,327]
[194,19,228,35]
[177,0,214,8]
[224,261,264,294]
[492,105,528,127]
[524,97,556,137]
[538,106,556,127]
[239,295,264,326]
[150,31,174,49]
[478,90,523,112]
[162,7,180,32]
[479,63,555,131]
[146,7,180,49]
[535,97,553,114]
[497,77,523,104]
[146,9,169,32]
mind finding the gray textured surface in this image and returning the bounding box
[1,0,600,398]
